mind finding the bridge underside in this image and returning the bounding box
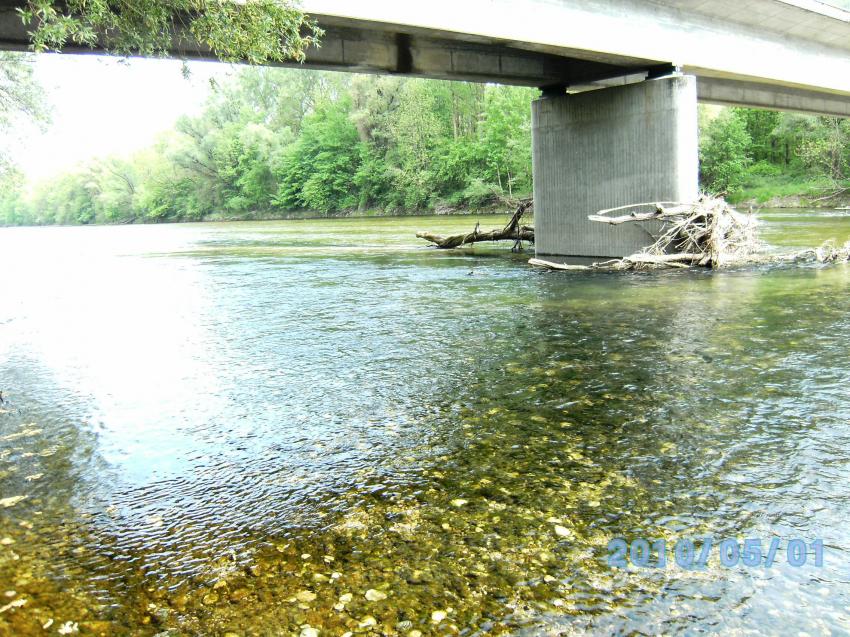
[2,4,850,118]
[294,15,850,119]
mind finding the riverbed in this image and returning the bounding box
[1,210,849,636]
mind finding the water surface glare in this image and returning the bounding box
[1,212,850,636]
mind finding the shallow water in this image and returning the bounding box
[1,210,849,636]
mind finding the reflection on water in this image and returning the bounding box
[1,211,850,635]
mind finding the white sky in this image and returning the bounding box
[18,54,237,182]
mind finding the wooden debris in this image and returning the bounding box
[417,200,534,251]
[418,193,849,272]
[533,195,760,271]
[763,242,850,265]
[527,258,590,271]
[811,187,849,203]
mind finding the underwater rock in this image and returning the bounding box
[431,610,447,623]
[0,495,27,508]
[358,616,377,628]
[202,592,219,605]
[364,589,387,602]
[0,598,26,613]
[554,525,573,539]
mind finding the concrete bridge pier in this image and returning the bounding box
[532,75,699,261]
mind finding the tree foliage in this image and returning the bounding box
[19,0,321,64]
[699,109,752,194]
[699,105,850,195]
[2,68,537,225]
[0,52,49,178]
[735,108,781,164]
[797,117,850,182]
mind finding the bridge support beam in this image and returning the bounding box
[532,75,698,261]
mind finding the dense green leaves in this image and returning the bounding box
[699,109,752,193]
[0,52,49,178]
[699,106,850,195]
[797,117,850,182]
[274,98,362,212]
[20,0,320,64]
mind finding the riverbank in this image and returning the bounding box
[728,174,850,209]
[201,201,521,224]
[5,184,850,229]
[0,198,530,227]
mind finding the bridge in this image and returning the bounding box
[2,0,849,259]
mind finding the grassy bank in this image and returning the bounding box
[728,173,850,209]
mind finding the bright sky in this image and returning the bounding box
[19,54,236,182]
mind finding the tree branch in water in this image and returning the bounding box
[416,199,534,250]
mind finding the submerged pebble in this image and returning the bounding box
[0,495,27,508]
[202,592,219,605]
[364,589,387,601]
[358,616,377,628]
[0,597,26,613]
[554,525,572,539]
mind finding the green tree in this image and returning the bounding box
[478,85,534,197]
[274,98,363,213]
[390,80,453,209]
[91,157,140,222]
[797,116,850,182]
[699,109,752,193]
[20,0,320,65]
[734,108,781,164]
[0,174,33,225]
[0,52,49,178]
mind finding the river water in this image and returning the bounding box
[0,210,849,636]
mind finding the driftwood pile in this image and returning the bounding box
[530,195,761,271]
[416,199,534,251]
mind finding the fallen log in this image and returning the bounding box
[529,252,705,272]
[528,258,590,271]
[811,187,849,203]
[587,202,693,225]
[417,200,534,250]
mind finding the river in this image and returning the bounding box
[1,210,849,636]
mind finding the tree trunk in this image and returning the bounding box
[417,200,534,249]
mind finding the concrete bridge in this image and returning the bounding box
[2,0,849,259]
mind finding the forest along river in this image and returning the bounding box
[1,210,849,636]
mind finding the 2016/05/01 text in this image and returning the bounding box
[607,538,824,569]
